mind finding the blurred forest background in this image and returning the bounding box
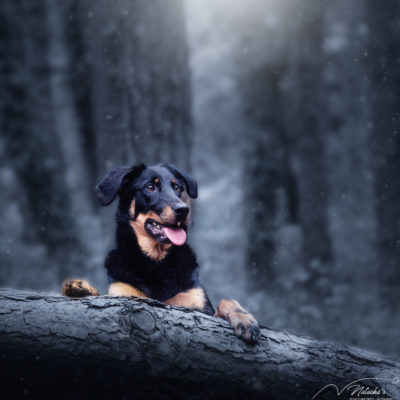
[0,0,399,358]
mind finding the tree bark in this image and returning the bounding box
[0,289,399,400]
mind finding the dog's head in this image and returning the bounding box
[97,164,197,250]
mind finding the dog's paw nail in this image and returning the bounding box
[234,321,260,344]
[250,324,261,343]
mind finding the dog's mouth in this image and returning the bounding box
[145,219,187,246]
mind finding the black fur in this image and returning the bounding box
[97,164,146,206]
[100,164,215,315]
[163,164,198,199]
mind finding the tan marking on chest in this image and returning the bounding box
[108,282,148,298]
[164,288,206,310]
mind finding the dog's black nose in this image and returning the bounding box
[172,204,189,219]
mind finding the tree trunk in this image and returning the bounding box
[242,64,292,286]
[0,0,85,284]
[234,2,299,288]
[1,289,399,400]
[83,0,192,177]
[365,0,400,295]
[81,0,192,254]
[286,0,332,270]
[45,0,103,278]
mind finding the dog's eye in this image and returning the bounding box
[146,183,156,192]
[172,183,182,192]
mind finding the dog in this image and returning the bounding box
[62,163,260,343]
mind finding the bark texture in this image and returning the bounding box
[0,289,399,400]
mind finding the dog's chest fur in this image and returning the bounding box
[105,223,200,301]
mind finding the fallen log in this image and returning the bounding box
[0,288,399,399]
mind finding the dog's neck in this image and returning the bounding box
[109,220,199,301]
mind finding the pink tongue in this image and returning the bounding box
[163,227,187,246]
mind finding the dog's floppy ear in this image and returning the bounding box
[96,164,146,206]
[164,164,198,199]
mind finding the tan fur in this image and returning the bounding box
[215,299,258,342]
[160,205,175,220]
[215,299,247,319]
[129,199,192,262]
[164,288,206,309]
[62,279,99,297]
[108,282,148,298]
[129,211,171,261]
[160,205,190,227]
[129,199,136,217]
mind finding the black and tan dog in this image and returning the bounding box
[62,163,260,343]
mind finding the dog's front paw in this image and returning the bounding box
[62,279,99,297]
[231,314,260,343]
[215,299,260,343]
